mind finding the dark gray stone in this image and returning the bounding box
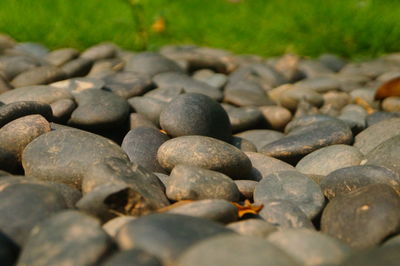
[0,55,39,80]
[125,52,183,76]
[236,129,284,151]
[0,85,72,104]
[17,210,113,266]
[44,48,80,66]
[227,219,276,238]
[144,86,184,103]
[224,82,274,107]
[128,96,166,125]
[366,135,400,175]
[228,63,286,88]
[61,57,93,77]
[159,93,231,141]
[50,98,76,122]
[230,136,257,152]
[321,184,400,249]
[295,76,341,92]
[234,180,258,200]
[366,111,400,127]
[222,104,264,133]
[279,87,324,111]
[0,101,52,127]
[319,54,346,72]
[103,72,153,99]
[102,249,162,266]
[166,165,240,201]
[11,66,66,87]
[81,43,117,61]
[129,113,158,130]
[338,104,367,134]
[157,136,252,179]
[245,152,295,181]
[284,114,337,134]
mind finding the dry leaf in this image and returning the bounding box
[151,17,166,33]
[231,199,263,218]
[354,97,375,114]
[159,129,167,134]
[375,77,400,100]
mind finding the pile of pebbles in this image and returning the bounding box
[1,32,400,266]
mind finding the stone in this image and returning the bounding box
[278,87,324,111]
[177,234,299,266]
[50,98,76,122]
[267,229,351,266]
[0,85,72,104]
[102,216,136,238]
[122,127,170,173]
[295,76,341,93]
[258,105,292,131]
[222,104,263,133]
[236,130,284,151]
[88,58,124,78]
[61,57,93,77]
[14,42,49,57]
[157,135,252,179]
[230,136,257,152]
[144,86,184,103]
[44,48,79,66]
[340,245,400,266]
[102,249,163,266]
[22,128,129,189]
[227,219,276,238]
[224,82,274,107]
[284,114,337,134]
[296,144,364,176]
[125,52,183,77]
[258,200,315,229]
[260,120,353,163]
[320,165,400,199]
[0,101,53,127]
[245,152,295,181]
[338,104,367,133]
[254,171,324,219]
[81,43,117,61]
[229,63,286,88]
[319,54,347,72]
[17,210,113,266]
[366,111,400,126]
[159,93,231,141]
[234,180,258,200]
[68,89,130,130]
[192,69,227,89]
[0,55,39,80]
[128,96,166,125]
[382,96,400,112]
[103,72,153,99]
[115,213,233,264]
[51,77,105,92]
[355,118,400,155]
[299,59,335,78]
[153,72,223,101]
[321,184,400,249]
[129,113,158,130]
[366,135,400,175]
[11,66,66,87]
[166,199,238,223]
[0,75,12,93]
[166,165,240,202]
[0,231,19,266]
[0,183,67,245]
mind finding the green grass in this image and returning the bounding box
[1,0,400,59]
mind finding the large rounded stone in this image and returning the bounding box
[366,135,400,175]
[321,184,400,249]
[166,165,240,201]
[0,85,72,104]
[11,66,66,87]
[254,171,324,219]
[22,128,129,189]
[160,93,231,141]
[0,101,52,127]
[157,136,252,179]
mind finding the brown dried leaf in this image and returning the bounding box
[375,77,400,100]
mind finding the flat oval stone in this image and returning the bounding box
[125,52,183,77]
[224,84,274,107]
[0,85,72,104]
[17,210,112,266]
[128,96,166,125]
[22,128,129,189]
[236,130,284,151]
[144,86,184,103]
[234,180,258,200]
[81,43,117,61]
[258,105,292,131]
[44,48,79,66]
[354,118,400,155]
[230,136,257,152]
[284,114,337,134]
[222,104,263,133]
[61,57,93,77]
[254,171,324,219]
[102,216,136,238]
[227,219,277,238]
[279,87,324,111]
[68,89,130,130]
[382,96,400,112]
[0,55,40,80]
[115,213,233,264]
[338,104,367,133]
[129,113,158,130]
[321,184,400,249]
[366,111,400,126]
[166,165,240,202]
[122,127,170,173]
[320,165,400,199]
[295,76,342,92]
[260,120,353,163]
[11,66,66,87]
[50,98,76,122]
[159,93,231,141]
[157,136,252,179]
[296,144,364,176]
[267,229,351,266]
[102,249,162,266]
[366,135,400,175]
[0,101,52,127]
[340,245,400,266]
[245,152,295,181]
[103,72,153,98]
[177,234,299,266]
[166,199,238,223]
[258,200,315,229]
[0,183,67,245]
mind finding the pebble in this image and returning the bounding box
[230,136,257,152]
[0,85,72,104]
[227,219,277,238]
[366,111,400,126]
[125,52,183,77]
[258,105,292,131]
[338,104,367,133]
[144,86,183,103]
[128,96,166,125]
[11,66,66,87]
[102,249,163,266]
[321,184,400,249]
[382,96,400,112]
[103,72,153,99]
[0,55,40,80]
[44,48,79,66]
[236,129,284,151]
[340,245,400,266]
[224,81,274,106]
[0,101,53,127]
[157,135,252,179]
[234,180,258,200]
[222,104,264,133]
[50,77,105,92]
[245,152,295,181]
[61,57,93,77]
[129,113,158,130]
[102,216,136,238]
[81,43,117,61]
[365,135,400,175]
[50,98,76,122]
[295,76,341,93]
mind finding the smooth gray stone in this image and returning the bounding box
[157,136,252,179]
[193,69,227,89]
[258,200,315,229]
[50,77,105,92]
[234,180,258,200]
[159,93,231,141]
[227,219,277,238]
[166,199,238,223]
[229,63,286,88]
[0,101,53,127]
[61,57,93,77]
[88,58,124,77]
[153,72,223,101]
[320,165,400,199]
[101,249,162,266]
[44,48,80,66]
[321,184,400,249]
[296,144,364,176]
[299,59,334,78]
[236,129,284,151]
[14,42,49,57]
[103,72,153,99]
[245,152,295,181]
[129,113,158,130]
[68,89,130,130]
[17,210,113,266]
[258,105,293,131]
[224,83,274,107]
[354,118,400,155]
[128,96,166,125]
[340,245,400,266]
[284,114,337,134]
[319,54,346,72]
[22,128,129,189]
[338,104,367,133]
[166,164,240,202]
[0,85,72,104]
[81,43,117,61]
[125,52,183,77]
[0,231,19,266]
[230,136,257,152]
[11,66,66,87]
[50,98,76,122]
[366,111,400,127]
[222,104,264,133]
[294,76,341,92]
[116,213,233,264]
[0,55,39,80]
[267,229,351,266]
[254,171,324,219]
[177,234,299,266]
[0,75,12,93]
[102,216,136,238]
[122,127,169,173]
[144,86,184,103]
[279,87,324,111]
[366,135,400,175]
[0,183,67,245]
[260,120,353,163]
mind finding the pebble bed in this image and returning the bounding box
[1,33,400,265]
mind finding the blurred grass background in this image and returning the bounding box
[0,0,399,59]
